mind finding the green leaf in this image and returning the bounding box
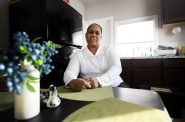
[26,74,40,81]
[19,81,24,85]
[35,59,44,65]
[23,59,32,66]
[26,82,35,92]
[54,44,62,48]
[47,41,51,47]
[27,79,39,83]
[38,60,44,65]
[32,36,42,42]
[19,46,27,53]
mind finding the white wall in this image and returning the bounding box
[85,0,161,22]
[83,0,185,49]
[159,24,185,48]
[68,0,85,17]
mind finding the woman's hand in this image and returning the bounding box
[83,76,99,88]
[68,78,91,92]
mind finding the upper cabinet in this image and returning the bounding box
[162,0,185,25]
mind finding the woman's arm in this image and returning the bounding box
[63,54,91,91]
[96,47,122,86]
[63,54,80,86]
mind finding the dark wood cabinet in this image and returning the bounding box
[9,0,83,88]
[131,59,162,89]
[121,58,185,89]
[122,59,162,88]
[120,60,131,86]
[132,68,162,88]
[162,0,185,25]
[134,59,162,88]
[163,59,185,89]
[121,58,185,118]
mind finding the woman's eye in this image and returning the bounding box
[88,31,94,34]
[88,31,100,35]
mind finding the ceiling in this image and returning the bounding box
[78,0,105,5]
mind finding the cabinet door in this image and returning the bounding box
[9,0,45,43]
[131,59,162,88]
[132,68,162,88]
[163,59,185,89]
[162,0,185,24]
[121,59,131,87]
[163,69,185,88]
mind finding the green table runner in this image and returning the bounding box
[63,97,171,122]
[0,92,14,111]
[57,86,114,101]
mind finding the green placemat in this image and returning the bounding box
[63,97,171,122]
[0,92,14,111]
[57,86,114,101]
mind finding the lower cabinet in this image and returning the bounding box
[121,58,185,89]
[131,59,162,88]
[163,59,185,89]
[120,60,131,87]
[132,68,162,88]
[121,58,185,118]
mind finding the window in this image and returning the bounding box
[115,15,158,57]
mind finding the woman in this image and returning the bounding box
[63,23,124,91]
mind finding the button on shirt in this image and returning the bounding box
[63,45,123,87]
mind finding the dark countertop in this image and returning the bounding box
[121,55,185,59]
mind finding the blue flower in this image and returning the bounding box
[0,32,62,94]
[0,64,5,70]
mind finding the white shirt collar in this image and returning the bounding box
[83,45,105,57]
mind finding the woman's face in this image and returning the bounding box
[86,24,102,48]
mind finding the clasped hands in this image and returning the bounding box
[68,76,100,92]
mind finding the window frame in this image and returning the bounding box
[114,15,159,48]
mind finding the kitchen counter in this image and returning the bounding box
[121,55,185,59]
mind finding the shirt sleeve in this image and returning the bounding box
[63,54,80,86]
[96,47,122,87]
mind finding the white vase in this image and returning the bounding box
[14,65,40,120]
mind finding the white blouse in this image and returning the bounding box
[63,45,123,87]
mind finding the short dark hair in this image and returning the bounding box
[86,23,102,34]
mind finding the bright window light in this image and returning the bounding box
[117,20,154,43]
[115,16,158,57]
